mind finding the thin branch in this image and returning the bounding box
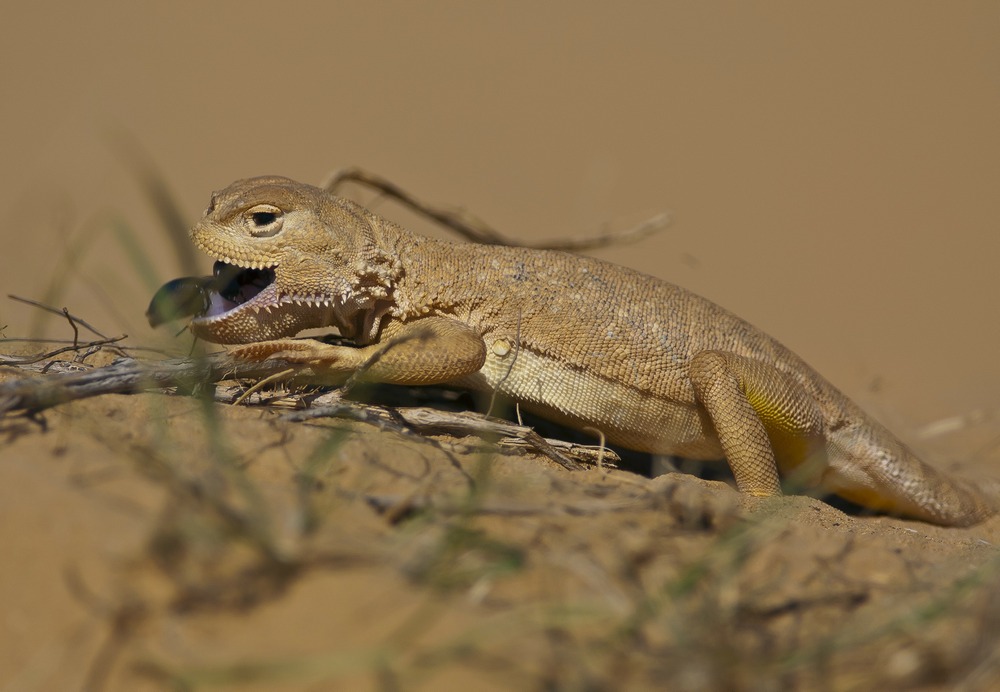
[0,352,303,415]
[0,335,127,366]
[0,351,607,470]
[283,403,594,471]
[232,368,297,406]
[8,294,110,340]
[323,166,672,251]
[580,426,609,471]
[537,211,673,253]
[324,166,508,245]
[62,308,80,347]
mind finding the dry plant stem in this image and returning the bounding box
[108,131,200,274]
[232,368,297,406]
[324,166,672,251]
[581,426,609,470]
[0,352,305,415]
[219,386,617,467]
[283,403,586,471]
[0,351,601,469]
[0,336,127,366]
[536,210,673,253]
[8,294,111,340]
[324,167,508,245]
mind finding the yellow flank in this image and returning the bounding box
[165,176,996,527]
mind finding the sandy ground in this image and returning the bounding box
[2,353,1000,690]
[2,3,1000,690]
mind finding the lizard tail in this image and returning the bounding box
[826,424,998,527]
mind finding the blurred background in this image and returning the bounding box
[2,1,998,455]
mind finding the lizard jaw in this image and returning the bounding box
[181,260,344,344]
[195,260,278,320]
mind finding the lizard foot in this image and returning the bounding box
[227,339,342,365]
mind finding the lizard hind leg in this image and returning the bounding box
[689,350,828,498]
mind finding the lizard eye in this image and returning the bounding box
[244,204,284,236]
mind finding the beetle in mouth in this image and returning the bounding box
[147,261,275,327]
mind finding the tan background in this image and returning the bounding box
[2,1,999,446]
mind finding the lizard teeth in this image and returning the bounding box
[274,293,336,309]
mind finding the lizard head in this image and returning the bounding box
[151,176,403,345]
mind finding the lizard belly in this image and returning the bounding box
[461,348,723,459]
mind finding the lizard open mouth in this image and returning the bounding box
[146,260,278,327]
[148,252,344,344]
[205,261,277,318]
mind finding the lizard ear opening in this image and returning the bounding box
[243,204,284,237]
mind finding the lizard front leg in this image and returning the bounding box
[689,350,827,497]
[226,316,488,385]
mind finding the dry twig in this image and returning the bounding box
[8,294,111,340]
[282,402,613,471]
[324,166,672,251]
[0,348,612,469]
[0,352,299,415]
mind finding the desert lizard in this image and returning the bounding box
[148,176,997,527]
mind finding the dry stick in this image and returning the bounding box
[0,335,127,366]
[284,404,586,471]
[324,166,673,251]
[62,308,80,348]
[8,294,110,340]
[231,368,297,406]
[400,406,591,470]
[581,426,609,471]
[324,167,508,245]
[540,211,673,253]
[233,384,616,466]
[0,349,599,469]
[0,352,308,415]
[305,388,616,462]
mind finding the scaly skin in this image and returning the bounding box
[168,176,996,526]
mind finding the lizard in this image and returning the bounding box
[148,175,998,527]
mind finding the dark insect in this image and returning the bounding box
[146,276,213,327]
[147,261,275,327]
